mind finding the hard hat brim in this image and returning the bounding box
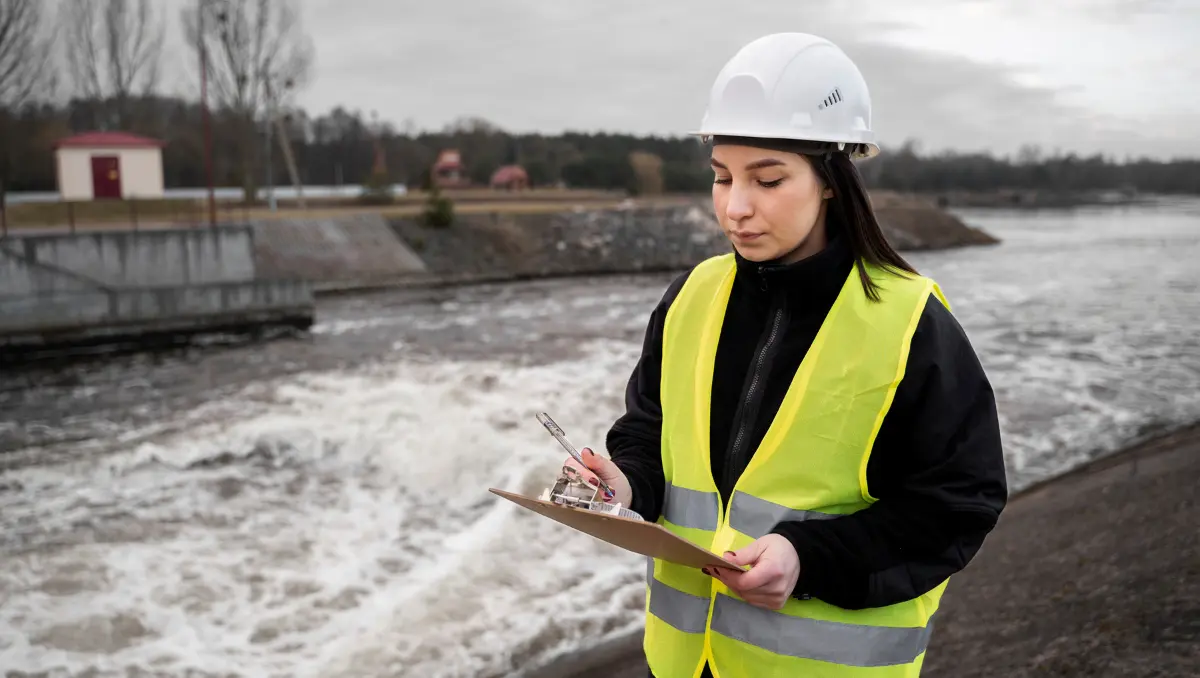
[690,129,880,159]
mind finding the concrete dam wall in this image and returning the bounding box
[0,226,313,354]
[3,228,257,287]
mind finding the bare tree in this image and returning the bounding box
[0,0,56,212]
[62,0,165,128]
[629,151,665,196]
[0,0,55,107]
[183,0,315,201]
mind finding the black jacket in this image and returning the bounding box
[607,235,1008,610]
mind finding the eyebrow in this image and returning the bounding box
[709,158,787,171]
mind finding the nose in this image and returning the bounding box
[724,183,753,222]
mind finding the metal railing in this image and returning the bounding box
[0,196,255,238]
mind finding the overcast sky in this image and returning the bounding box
[163,0,1199,159]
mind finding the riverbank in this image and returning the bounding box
[927,188,1149,209]
[557,422,1200,678]
[246,192,997,297]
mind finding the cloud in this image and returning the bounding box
[838,39,1196,158]
[1016,0,1196,21]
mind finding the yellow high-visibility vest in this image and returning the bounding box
[645,253,951,678]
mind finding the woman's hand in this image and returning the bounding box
[705,534,801,610]
[562,448,633,509]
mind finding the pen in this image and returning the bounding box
[535,412,616,499]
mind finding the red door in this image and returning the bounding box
[91,156,122,199]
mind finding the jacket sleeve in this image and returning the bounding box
[605,270,694,522]
[770,297,1009,610]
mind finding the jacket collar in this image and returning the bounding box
[732,229,854,308]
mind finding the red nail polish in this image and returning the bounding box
[587,478,599,486]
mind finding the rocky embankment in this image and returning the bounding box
[870,190,998,249]
[384,193,996,283]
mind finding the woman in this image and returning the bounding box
[564,33,1007,678]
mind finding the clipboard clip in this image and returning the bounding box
[538,465,644,521]
[535,413,644,522]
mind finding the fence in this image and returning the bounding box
[0,196,255,238]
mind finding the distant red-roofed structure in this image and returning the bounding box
[490,165,529,191]
[54,131,165,200]
[431,149,470,189]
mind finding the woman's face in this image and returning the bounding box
[711,144,832,265]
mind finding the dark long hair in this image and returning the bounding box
[810,152,916,302]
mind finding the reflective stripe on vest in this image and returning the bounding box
[648,575,711,634]
[727,490,839,537]
[646,565,937,666]
[710,594,937,667]
[662,483,720,531]
[646,253,951,678]
[664,484,837,537]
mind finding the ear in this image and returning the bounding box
[822,188,834,199]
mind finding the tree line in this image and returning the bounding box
[6,95,1198,198]
[0,0,1196,200]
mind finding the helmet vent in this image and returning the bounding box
[818,88,843,111]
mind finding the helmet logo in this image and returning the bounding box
[817,88,843,111]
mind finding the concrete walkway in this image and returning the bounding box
[564,423,1200,678]
[922,424,1199,677]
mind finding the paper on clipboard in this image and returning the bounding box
[489,488,745,572]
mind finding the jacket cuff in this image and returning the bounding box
[771,523,831,602]
[612,457,661,522]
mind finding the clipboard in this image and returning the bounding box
[490,488,745,572]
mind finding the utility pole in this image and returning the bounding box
[199,0,216,227]
[275,114,305,209]
[264,77,276,211]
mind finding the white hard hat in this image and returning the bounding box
[692,33,879,158]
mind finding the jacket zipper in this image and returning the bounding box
[722,291,785,497]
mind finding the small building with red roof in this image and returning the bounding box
[431,149,470,189]
[490,165,529,191]
[53,131,165,201]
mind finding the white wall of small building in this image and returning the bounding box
[119,148,165,199]
[56,147,165,201]
[57,149,94,200]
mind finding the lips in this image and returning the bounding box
[730,231,764,241]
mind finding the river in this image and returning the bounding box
[1,198,1198,677]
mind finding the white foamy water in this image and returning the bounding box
[2,198,1199,677]
[1,343,650,677]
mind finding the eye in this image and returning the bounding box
[757,178,784,189]
[713,176,732,185]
